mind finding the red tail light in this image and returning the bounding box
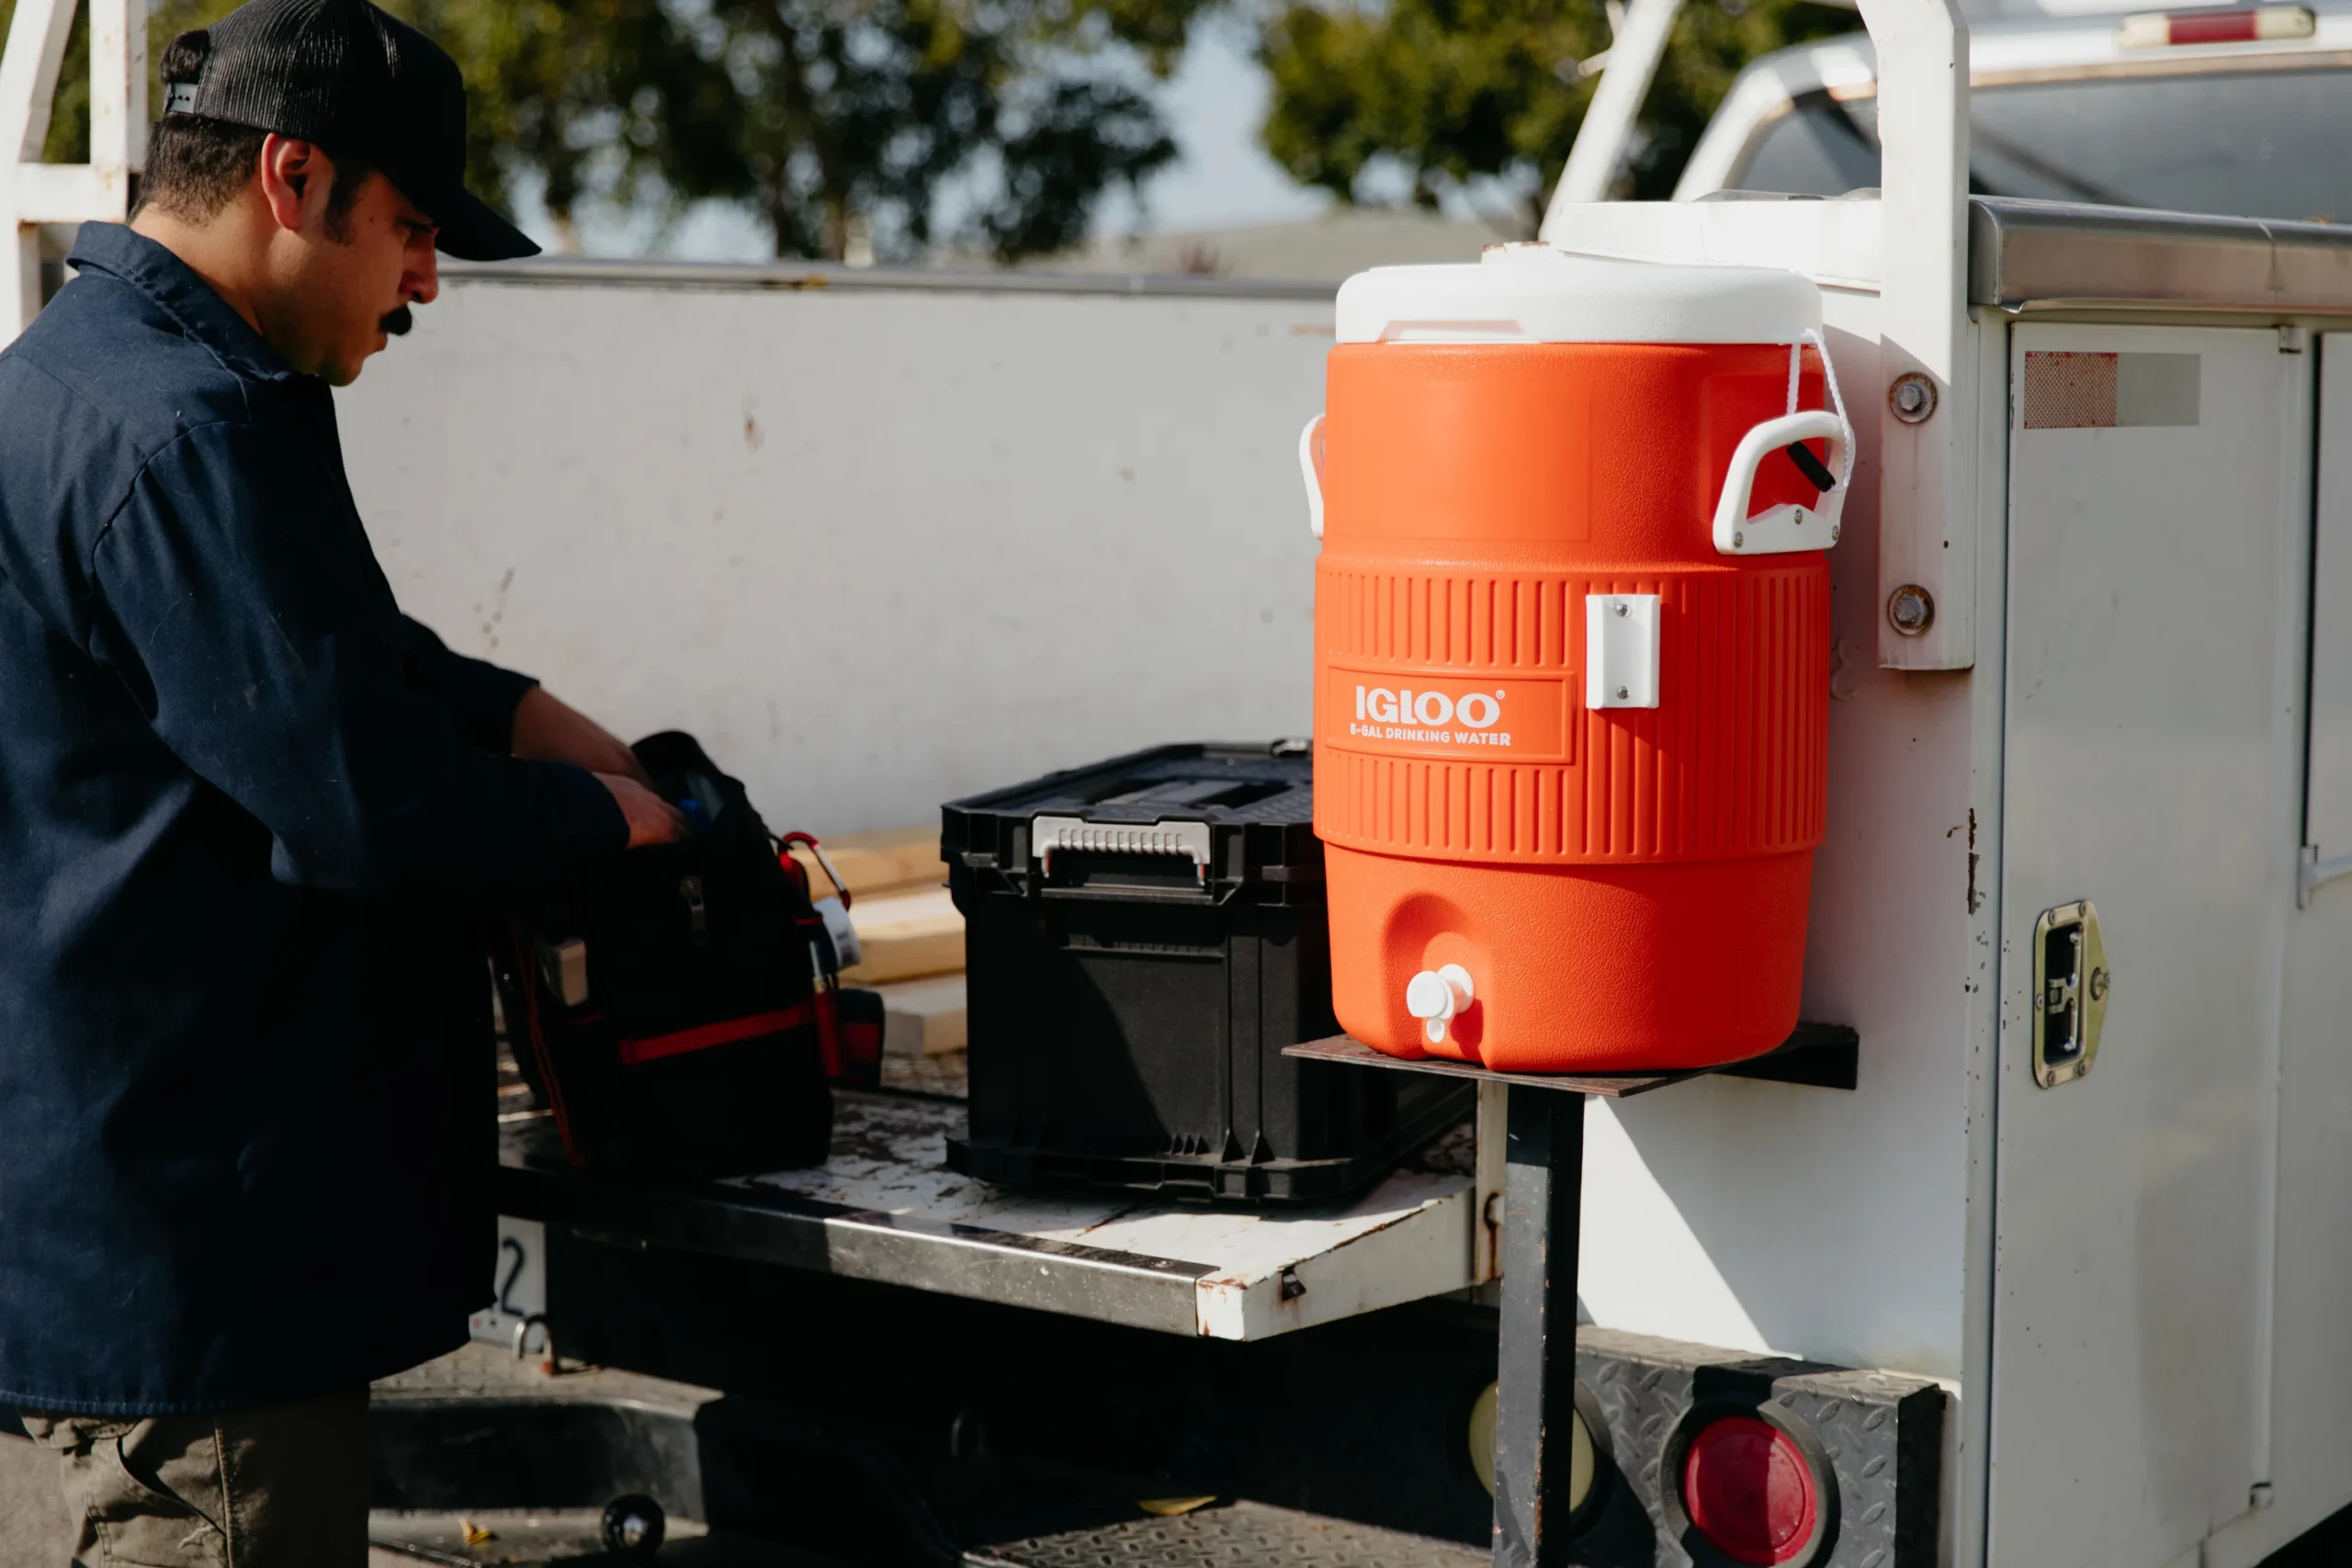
[1679,1415,1820,1566]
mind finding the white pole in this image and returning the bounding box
[1856,0,1973,670]
[90,0,149,186]
[1,0,144,346]
[1544,0,1686,219]
[1,0,74,339]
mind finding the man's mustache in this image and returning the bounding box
[381,305,414,337]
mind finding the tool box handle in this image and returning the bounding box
[1031,815,1214,884]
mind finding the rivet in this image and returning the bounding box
[1613,602,1628,617]
[1733,531,1745,548]
[1615,686,1629,700]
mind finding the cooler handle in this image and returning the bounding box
[1299,414,1327,539]
[1713,329,1853,558]
[1712,411,1850,556]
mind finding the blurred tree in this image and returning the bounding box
[0,0,89,163]
[1259,0,1857,231]
[645,0,1198,262]
[400,0,693,254]
[0,0,1208,261]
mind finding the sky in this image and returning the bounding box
[555,11,1335,262]
[1098,12,1335,235]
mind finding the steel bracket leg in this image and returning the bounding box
[1491,1086,1587,1568]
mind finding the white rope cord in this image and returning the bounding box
[1806,327,1854,490]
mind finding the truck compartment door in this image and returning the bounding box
[1993,324,2307,1568]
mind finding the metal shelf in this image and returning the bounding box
[1282,1021,1860,1094]
[496,1090,1479,1342]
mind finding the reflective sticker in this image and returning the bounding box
[2023,351,2201,429]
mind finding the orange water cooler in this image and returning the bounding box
[1303,244,1850,1073]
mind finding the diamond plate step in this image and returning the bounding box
[964,1498,1487,1567]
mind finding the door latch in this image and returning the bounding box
[2032,900,2109,1089]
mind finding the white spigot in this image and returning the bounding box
[1405,964,1476,1046]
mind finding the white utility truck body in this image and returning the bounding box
[1537,190,2352,1568]
[1537,0,2352,1550]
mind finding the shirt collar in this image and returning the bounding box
[65,222,302,384]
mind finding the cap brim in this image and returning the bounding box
[433,186,540,263]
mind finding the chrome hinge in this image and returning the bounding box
[2300,845,2352,909]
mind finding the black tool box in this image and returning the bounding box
[942,742,1470,1203]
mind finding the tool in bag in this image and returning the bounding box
[777,830,884,1091]
[498,732,851,1181]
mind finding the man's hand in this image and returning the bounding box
[599,773,689,848]
[512,685,650,785]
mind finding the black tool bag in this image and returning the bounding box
[497,732,838,1181]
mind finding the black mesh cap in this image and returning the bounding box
[161,0,537,261]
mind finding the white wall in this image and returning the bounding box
[336,268,1334,836]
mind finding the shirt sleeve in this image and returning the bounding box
[394,615,537,755]
[88,419,628,895]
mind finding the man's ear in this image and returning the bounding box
[256,134,324,234]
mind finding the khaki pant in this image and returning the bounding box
[17,1391,369,1568]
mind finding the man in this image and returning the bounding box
[0,0,688,1560]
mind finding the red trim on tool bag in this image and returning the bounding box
[617,1004,812,1067]
[810,984,843,1078]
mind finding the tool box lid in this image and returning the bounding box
[942,742,1319,899]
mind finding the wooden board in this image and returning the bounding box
[788,826,945,903]
[875,974,968,1056]
[841,886,965,985]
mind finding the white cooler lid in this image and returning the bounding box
[1335,243,1823,346]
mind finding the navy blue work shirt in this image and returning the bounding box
[0,224,628,1415]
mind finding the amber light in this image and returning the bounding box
[1679,1415,1819,1566]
